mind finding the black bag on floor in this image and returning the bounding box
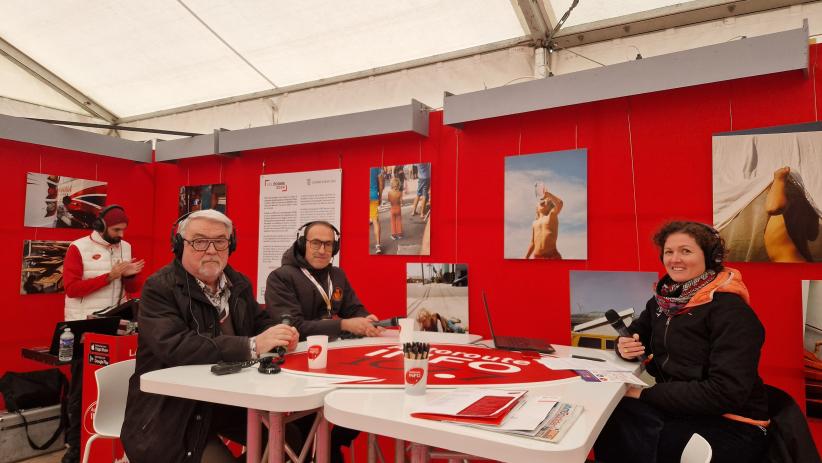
[0,368,68,450]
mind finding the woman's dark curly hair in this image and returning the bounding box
[652,221,726,271]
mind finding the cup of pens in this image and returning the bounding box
[403,342,429,396]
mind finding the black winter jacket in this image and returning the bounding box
[265,243,370,340]
[120,260,275,463]
[628,292,769,420]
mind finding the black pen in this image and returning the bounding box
[572,354,605,362]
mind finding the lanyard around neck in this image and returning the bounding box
[300,268,333,317]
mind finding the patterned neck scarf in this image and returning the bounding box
[654,270,717,317]
[195,273,231,323]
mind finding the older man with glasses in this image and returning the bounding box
[121,209,298,463]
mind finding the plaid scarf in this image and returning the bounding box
[654,270,717,317]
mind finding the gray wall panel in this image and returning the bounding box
[0,114,152,162]
[220,100,429,153]
[444,26,809,126]
[155,133,216,161]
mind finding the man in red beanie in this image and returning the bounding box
[60,204,145,463]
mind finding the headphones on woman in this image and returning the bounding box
[91,204,125,233]
[295,221,340,256]
[699,223,726,266]
[170,212,237,259]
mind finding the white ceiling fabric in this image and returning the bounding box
[0,0,818,140]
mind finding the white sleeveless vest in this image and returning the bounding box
[64,231,132,321]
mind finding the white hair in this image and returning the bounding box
[178,209,233,238]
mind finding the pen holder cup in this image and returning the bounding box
[403,358,429,396]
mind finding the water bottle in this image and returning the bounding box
[58,327,74,362]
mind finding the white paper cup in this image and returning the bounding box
[403,358,428,396]
[306,335,328,369]
[398,318,414,345]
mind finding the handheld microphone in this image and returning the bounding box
[371,316,399,328]
[274,314,293,359]
[605,309,648,363]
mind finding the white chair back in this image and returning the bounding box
[81,359,135,463]
[680,432,712,463]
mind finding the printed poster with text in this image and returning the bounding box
[257,169,342,302]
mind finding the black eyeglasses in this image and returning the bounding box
[308,239,334,251]
[185,238,230,252]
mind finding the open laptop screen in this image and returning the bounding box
[481,290,555,354]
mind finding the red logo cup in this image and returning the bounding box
[308,345,322,360]
[405,368,424,385]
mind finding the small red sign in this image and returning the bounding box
[308,345,323,360]
[405,368,424,384]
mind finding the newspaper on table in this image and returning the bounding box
[466,394,583,443]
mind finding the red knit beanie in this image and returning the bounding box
[102,207,128,227]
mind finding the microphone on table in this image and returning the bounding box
[210,315,294,375]
[371,316,399,328]
[605,309,648,363]
[273,314,293,360]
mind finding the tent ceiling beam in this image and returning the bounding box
[512,0,552,45]
[28,118,201,137]
[551,0,813,49]
[177,0,279,90]
[0,35,117,122]
[119,36,528,124]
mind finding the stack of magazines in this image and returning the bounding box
[409,388,582,443]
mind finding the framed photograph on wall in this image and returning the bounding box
[406,263,468,333]
[713,126,822,262]
[369,163,430,255]
[20,240,71,295]
[179,183,227,216]
[24,172,107,228]
[504,150,588,260]
[804,280,822,418]
[569,270,658,350]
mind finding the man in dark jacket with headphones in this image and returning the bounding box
[121,210,298,462]
[265,220,382,339]
[265,221,382,463]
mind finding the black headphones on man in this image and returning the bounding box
[295,221,341,256]
[170,211,237,259]
[91,204,125,233]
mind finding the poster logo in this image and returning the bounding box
[405,368,424,384]
[263,179,288,192]
[283,343,575,386]
[308,345,323,360]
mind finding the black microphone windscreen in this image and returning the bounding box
[606,309,647,363]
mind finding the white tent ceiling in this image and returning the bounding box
[0,0,813,127]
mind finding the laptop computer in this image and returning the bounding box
[48,317,122,356]
[482,290,555,354]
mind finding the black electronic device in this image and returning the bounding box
[605,309,648,363]
[48,317,121,356]
[372,317,399,328]
[273,314,294,359]
[481,290,555,354]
